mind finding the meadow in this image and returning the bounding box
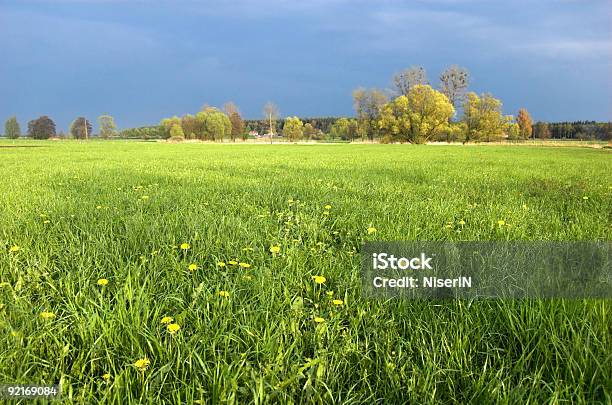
[0,140,610,404]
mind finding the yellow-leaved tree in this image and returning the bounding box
[378,84,454,144]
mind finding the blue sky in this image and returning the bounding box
[1,0,610,132]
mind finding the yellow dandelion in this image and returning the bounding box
[312,275,326,284]
[102,373,111,381]
[269,245,281,254]
[40,311,56,320]
[160,316,173,325]
[97,278,109,286]
[287,198,294,203]
[9,245,20,253]
[167,323,180,335]
[228,260,238,266]
[314,317,325,323]
[367,227,377,235]
[326,291,334,296]
[180,243,190,250]
[218,290,230,298]
[458,220,466,225]
[217,261,226,267]
[96,205,102,209]
[582,196,589,200]
[43,220,50,224]
[188,263,198,271]
[324,204,332,210]
[134,357,150,371]
[497,220,506,226]
[332,299,344,306]
[239,262,251,268]
[323,211,330,215]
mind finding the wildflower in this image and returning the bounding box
[458,220,466,225]
[269,245,281,254]
[323,211,330,216]
[97,278,109,286]
[242,247,254,252]
[497,220,505,226]
[217,261,226,267]
[188,263,198,271]
[9,245,20,253]
[160,316,173,325]
[287,198,294,203]
[180,243,190,250]
[312,275,326,284]
[445,224,452,229]
[582,196,589,200]
[96,205,102,209]
[167,323,180,335]
[326,291,334,297]
[43,220,50,224]
[314,317,324,323]
[332,299,344,306]
[367,227,377,235]
[40,311,56,320]
[324,204,332,210]
[239,262,251,268]
[218,290,230,298]
[102,373,111,382]
[228,260,238,266]
[134,357,150,372]
[243,275,252,281]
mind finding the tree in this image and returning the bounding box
[28,116,56,139]
[378,85,455,144]
[303,123,317,140]
[4,116,21,139]
[392,66,428,96]
[533,121,551,139]
[196,109,232,141]
[517,108,533,139]
[70,117,93,139]
[169,124,185,139]
[352,88,388,141]
[229,111,244,142]
[180,114,198,139]
[223,102,240,117]
[283,117,304,141]
[439,65,470,110]
[98,115,117,139]
[160,116,181,139]
[330,118,351,140]
[462,92,506,142]
[263,102,279,143]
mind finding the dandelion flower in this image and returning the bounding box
[217,261,226,267]
[134,357,150,372]
[96,205,102,209]
[43,220,50,224]
[332,299,344,306]
[458,220,466,225]
[218,290,230,298]
[167,323,180,335]
[228,260,238,266]
[180,243,190,250]
[367,227,377,235]
[582,196,589,200]
[160,316,173,325]
[243,275,252,281]
[312,275,326,284]
[239,262,251,268]
[9,245,20,253]
[323,211,330,216]
[102,373,111,382]
[314,317,324,323]
[326,291,334,297]
[497,220,506,226]
[269,245,281,254]
[324,204,332,210]
[188,263,198,271]
[40,311,56,320]
[97,278,109,286]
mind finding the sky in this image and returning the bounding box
[1,0,610,132]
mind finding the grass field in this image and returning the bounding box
[0,141,610,403]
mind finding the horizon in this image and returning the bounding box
[1,0,610,132]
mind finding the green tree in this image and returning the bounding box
[330,118,350,140]
[517,108,533,139]
[98,115,117,139]
[4,116,21,139]
[462,92,506,142]
[160,116,181,139]
[70,117,93,139]
[27,116,56,139]
[169,124,185,139]
[283,116,304,141]
[196,109,232,141]
[378,85,455,144]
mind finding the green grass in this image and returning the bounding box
[0,141,610,404]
